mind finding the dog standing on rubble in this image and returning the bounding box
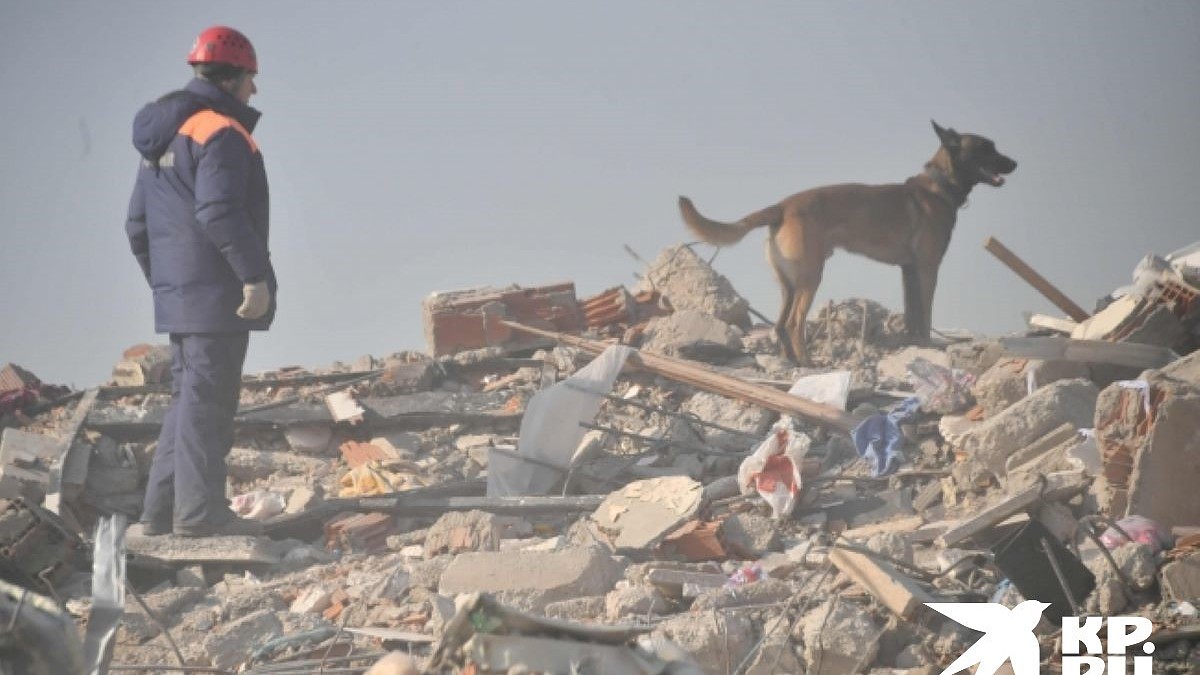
[679,121,1017,364]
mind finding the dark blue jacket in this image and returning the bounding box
[126,78,276,333]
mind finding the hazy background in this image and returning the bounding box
[2,1,1198,386]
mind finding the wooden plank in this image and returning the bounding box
[984,237,1090,321]
[937,471,1090,547]
[999,336,1176,370]
[501,321,856,433]
[829,546,936,620]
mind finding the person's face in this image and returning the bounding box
[232,73,257,104]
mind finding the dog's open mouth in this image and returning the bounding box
[978,168,1006,186]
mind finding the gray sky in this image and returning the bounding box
[2,1,1198,386]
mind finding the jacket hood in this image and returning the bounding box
[132,78,262,161]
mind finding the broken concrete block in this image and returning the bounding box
[1161,348,1200,386]
[284,485,321,514]
[438,546,625,612]
[283,425,333,454]
[690,578,792,612]
[876,347,951,387]
[1095,374,1200,528]
[945,339,1007,378]
[407,555,453,591]
[0,428,57,499]
[1161,552,1200,602]
[325,390,365,424]
[745,614,805,675]
[672,391,775,451]
[542,596,606,621]
[423,509,502,558]
[605,584,668,620]
[640,310,744,358]
[719,513,780,559]
[653,611,754,675]
[126,534,280,565]
[290,585,334,615]
[635,244,751,328]
[592,476,704,554]
[799,598,882,675]
[1124,387,1200,531]
[226,447,330,481]
[866,532,915,567]
[972,358,1090,418]
[958,378,1097,477]
[202,608,284,670]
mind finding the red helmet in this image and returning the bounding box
[187,26,258,73]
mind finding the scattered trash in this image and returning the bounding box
[907,356,975,414]
[1099,515,1174,554]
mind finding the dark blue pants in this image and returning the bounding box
[141,332,249,528]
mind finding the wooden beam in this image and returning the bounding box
[985,237,1090,322]
[829,546,936,620]
[501,321,856,434]
[937,471,1090,547]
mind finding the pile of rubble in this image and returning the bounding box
[2,240,1200,674]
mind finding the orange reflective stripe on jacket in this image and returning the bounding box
[178,110,259,154]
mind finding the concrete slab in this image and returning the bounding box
[592,476,704,553]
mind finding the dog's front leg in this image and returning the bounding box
[916,263,939,343]
[901,264,925,342]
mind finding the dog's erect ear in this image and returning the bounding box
[931,120,960,150]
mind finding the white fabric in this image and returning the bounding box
[787,370,852,411]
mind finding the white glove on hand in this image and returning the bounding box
[236,281,270,320]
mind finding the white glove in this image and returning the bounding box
[236,281,270,320]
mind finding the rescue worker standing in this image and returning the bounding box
[126,26,277,537]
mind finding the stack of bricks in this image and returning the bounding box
[421,283,583,357]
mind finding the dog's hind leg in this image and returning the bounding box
[902,264,925,342]
[767,237,797,361]
[770,219,825,364]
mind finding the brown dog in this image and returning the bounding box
[679,121,1016,364]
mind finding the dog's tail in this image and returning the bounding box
[678,196,782,247]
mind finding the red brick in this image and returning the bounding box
[421,283,583,356]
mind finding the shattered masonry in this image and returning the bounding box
[1,241,1200,673]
